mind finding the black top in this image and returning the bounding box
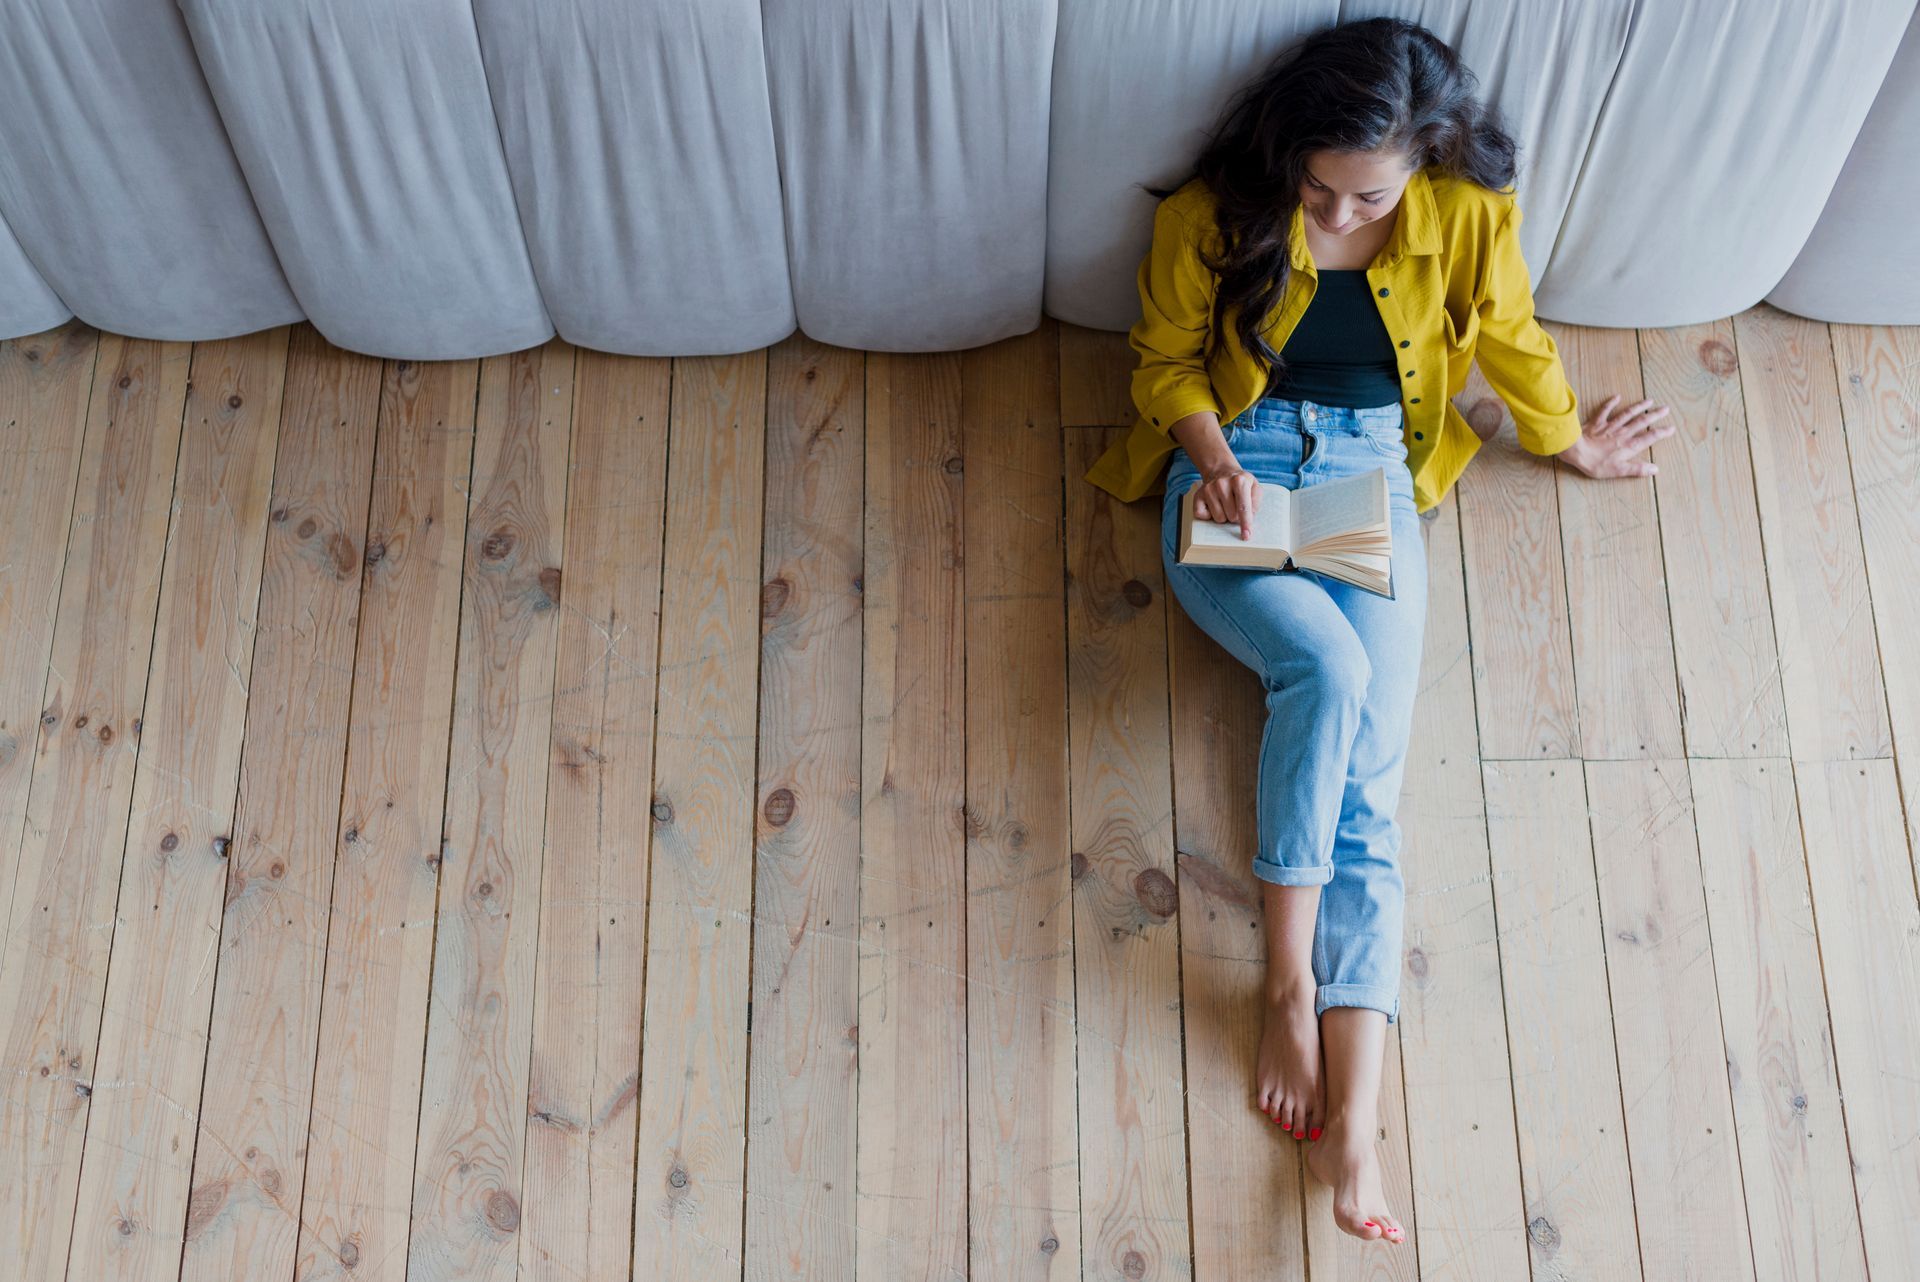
[1263,269,1403,409]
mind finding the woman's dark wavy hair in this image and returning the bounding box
[1151,18,1518,379]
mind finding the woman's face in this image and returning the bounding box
[1298,149,1417,236]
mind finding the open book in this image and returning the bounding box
[1177,467,1393,597]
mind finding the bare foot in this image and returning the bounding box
[1254,982,1322,1139]
[1305,1116,1405,1244]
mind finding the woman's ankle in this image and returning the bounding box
[1263,972,1317,1007]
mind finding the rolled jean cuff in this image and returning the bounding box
[1251,858,1335,887]
[1316,982,1399,1025]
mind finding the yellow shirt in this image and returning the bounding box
[1082,166,1582,513]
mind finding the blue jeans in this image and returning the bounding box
[1161,396,1427,1022]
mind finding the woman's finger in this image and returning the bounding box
[1622,418,1676,452]
[1236,473,1258,540]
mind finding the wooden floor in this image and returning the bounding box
[0,309,1914,1282]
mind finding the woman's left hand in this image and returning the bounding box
[1556,394,1675,479]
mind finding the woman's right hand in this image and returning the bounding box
[1170,411,1260,540]
[1193,463,1260,540]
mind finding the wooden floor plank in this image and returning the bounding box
[1734,306,1888,762]
[1638,322,1788,757]
[1690,759,1867,1282]
[630,352,768,1281]
[1397,499,1530,1279]
[519,349,672,1281]
[1063,427,1193,1279]
[65,330,289,1282]
[1796,759,1920,1278]
[1455,368,1579,760]
[1059,323,1138,428]
[855,350,968,1282]
[0,323,96,964]
[1549,324,1682,759]
[744,336,864,1280]
[409,341,576,1281]
[960,323,1082,1278]
[0,336,189,1280]
[1584,759,1751,1281]
[1831,321,1920,868]
[294,358,480,1282]
[1165,517,1309,1278]
[1482,760,1640,1281]
[179,325,384,1280]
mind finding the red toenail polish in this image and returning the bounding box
[1309,1128,1322,1139]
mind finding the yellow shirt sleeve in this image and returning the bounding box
[1128,196,1225,434]
[1475,200,1583,456]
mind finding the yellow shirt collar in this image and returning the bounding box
[1287,166,1443,272]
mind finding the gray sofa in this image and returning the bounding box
[2,0,1915,358]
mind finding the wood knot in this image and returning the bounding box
[962,805,985,839]
[943,456,963,474]
[185,1181,227,1239]
[116,1217,135,1237]
[1791,1093,1808,1114]
[477,881,493,898]
[481,530,515,561]
[1123,1249,1147,1278]
[1133,867,1178,919]
[763,787,797,827]
[1528,1215,1561,1252]
[1466,397,1504,440]
[484,1189,520,1232]
[1406,947,1429,980]
[1697,338,1737,377]
[260,1167,282,1196]
[74,715,88,729]
[651,798,673,824]
[160,832,180,853]
[75,1082,91,1097]
[343,827,359,844]
[268,862,285,879]
[1039,1235,1059,1254]
[1070,851,1090,880]
[339,1238,361,1269]
[850,574,863,595]
[667,1165,689,1190]
[271,507,289,523]
[1007,822,1029,850]
[1120,579,1153,609]
[536,566,562,608]
[327,532,357,578]
[212,836,230,858]
[364,539,386,566]
[227,394,244,409]
[761,577,791,619]
[118,375,132,389]
[23,347,40,362]
[96,724,112,744]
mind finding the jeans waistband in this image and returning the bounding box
[1240,396,1402,434]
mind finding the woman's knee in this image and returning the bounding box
[1264,626,1371,708]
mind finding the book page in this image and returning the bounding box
[1291,468,1387,551]
[1184,482,1292,555]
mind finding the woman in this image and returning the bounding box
[1083,18,1672,1245]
